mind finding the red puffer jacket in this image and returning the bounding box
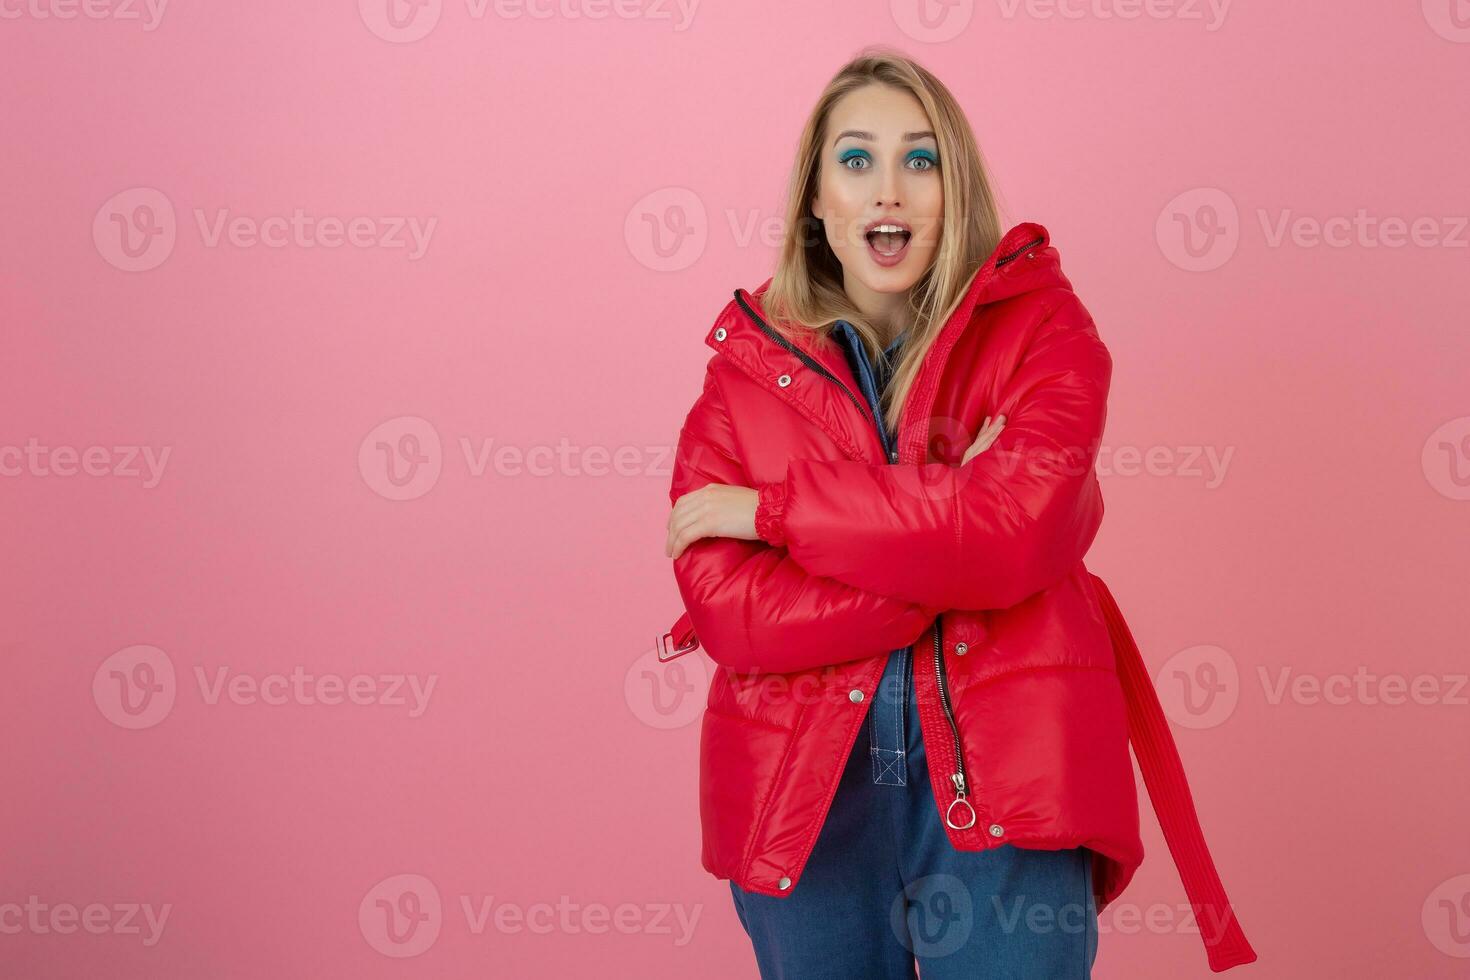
[660,221,1255,973]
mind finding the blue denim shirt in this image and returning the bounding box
[831,319,913,785]
[832,319,905,461]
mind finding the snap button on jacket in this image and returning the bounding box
[660,221,1256,973]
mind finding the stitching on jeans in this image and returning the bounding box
[867,690,892,785]
[870,676,907,786]
[870,652,909,786]
[871,747,906,786]
[893,651,904,780]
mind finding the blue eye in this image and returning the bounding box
[907,149,939,171]
[838,149,871,170]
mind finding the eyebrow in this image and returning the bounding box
[832,130,936,146]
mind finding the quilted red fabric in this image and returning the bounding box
[663,222,1255,972]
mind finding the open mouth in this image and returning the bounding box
[865,223,912,260]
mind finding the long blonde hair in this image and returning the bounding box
[762,47,1005,437]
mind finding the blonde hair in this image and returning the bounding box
[762,46,1005,437]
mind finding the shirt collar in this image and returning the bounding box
[833,319,907,359]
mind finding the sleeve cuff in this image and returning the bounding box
[754,480,789,547]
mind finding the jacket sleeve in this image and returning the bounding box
[754,295,1110,611]
[670,361,940,674]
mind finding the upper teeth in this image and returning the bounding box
[871,224,906,234]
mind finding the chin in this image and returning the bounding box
[845,258,928,295]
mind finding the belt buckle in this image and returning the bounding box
[655,630,698,663]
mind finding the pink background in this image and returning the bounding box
[3,1,1469,977]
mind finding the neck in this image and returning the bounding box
[843,286,910,349]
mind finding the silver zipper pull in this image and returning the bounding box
[945,772,977,830]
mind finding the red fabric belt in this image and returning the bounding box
[660,573,1257,973]
[1087,572,1256,972]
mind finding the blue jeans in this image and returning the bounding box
[728,649,1099,979]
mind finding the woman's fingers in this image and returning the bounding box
[666,484,760,558]
[666,488,707,558]
[961,414,1006,464]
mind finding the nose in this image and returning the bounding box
[876,163,901,208]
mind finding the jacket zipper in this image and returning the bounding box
[736,234,1043,834]
[930,233,1038,832]
[934,236,1042,829]
[933,616,976,830]
[732,290,876,429]
[996,235,1043,266]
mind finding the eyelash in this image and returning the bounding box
[837,150,939,172]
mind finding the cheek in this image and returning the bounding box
[817,182,868,250]
[911,186,944,250]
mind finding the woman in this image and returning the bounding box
[660,50,1254,978]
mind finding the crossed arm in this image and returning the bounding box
[667,363,943,674]
[752,301,1111,610]
[667,297,1111,670]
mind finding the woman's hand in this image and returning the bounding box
[960,414,1006,465]
[666,484,760,559]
